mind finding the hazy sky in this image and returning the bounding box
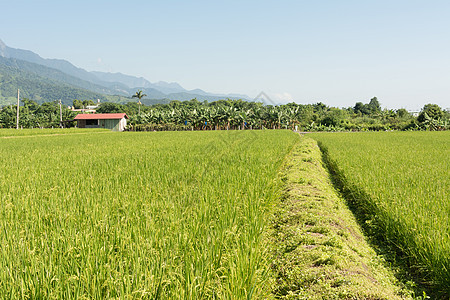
[1,0,450,110]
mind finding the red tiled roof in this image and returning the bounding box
[74,113,128,120]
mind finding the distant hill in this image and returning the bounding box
[0,39,116,89]
[0,56,123,96]
[0,58,109,106]
[90,71,155,89]
[90,71,250,100]
[0,38,251,103]
[152,81,187,94]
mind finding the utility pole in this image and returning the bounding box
[16,89,20,130]
[59,99,63,128]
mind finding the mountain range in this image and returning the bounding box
[0,39,250,106]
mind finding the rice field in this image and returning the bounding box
[0,130,298,299]
[309,131,450,295]
[0,128,109,137]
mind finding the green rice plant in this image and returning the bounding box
[309,131,450,297]
[0,130,298,299]
[0,128,109,137]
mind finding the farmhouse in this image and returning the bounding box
[74,113,128,131]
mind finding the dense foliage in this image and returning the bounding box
[0,99,77,128]
[98,97,449,131]
[1,97,448,130]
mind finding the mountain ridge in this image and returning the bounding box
[0,57,110,106]
[0,38,251,102]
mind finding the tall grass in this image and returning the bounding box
[310,131,449,296]
[0,130,298,298]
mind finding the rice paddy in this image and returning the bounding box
[309,131,450,297]
[1,129,448,298]
[0,128,109,137]
[0,130,298,298]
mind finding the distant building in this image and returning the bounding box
[71,107,97,113]
[74,113,128,132]
[71,99,101,113]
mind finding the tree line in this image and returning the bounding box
[0,97,448,131]
[97,97,449,131]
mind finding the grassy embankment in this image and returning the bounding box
[0,130,297,299]
[309,131,449,299]
[268,135,414,299]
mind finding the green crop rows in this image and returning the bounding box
[2,129,448,298]
[0,128,109,137]
[0,130,298,298]
[310,131,449,295]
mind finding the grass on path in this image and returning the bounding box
[267,136,414,299]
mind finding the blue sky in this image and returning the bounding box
[1,0,450,110]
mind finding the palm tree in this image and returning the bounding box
[132,90,147,114]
